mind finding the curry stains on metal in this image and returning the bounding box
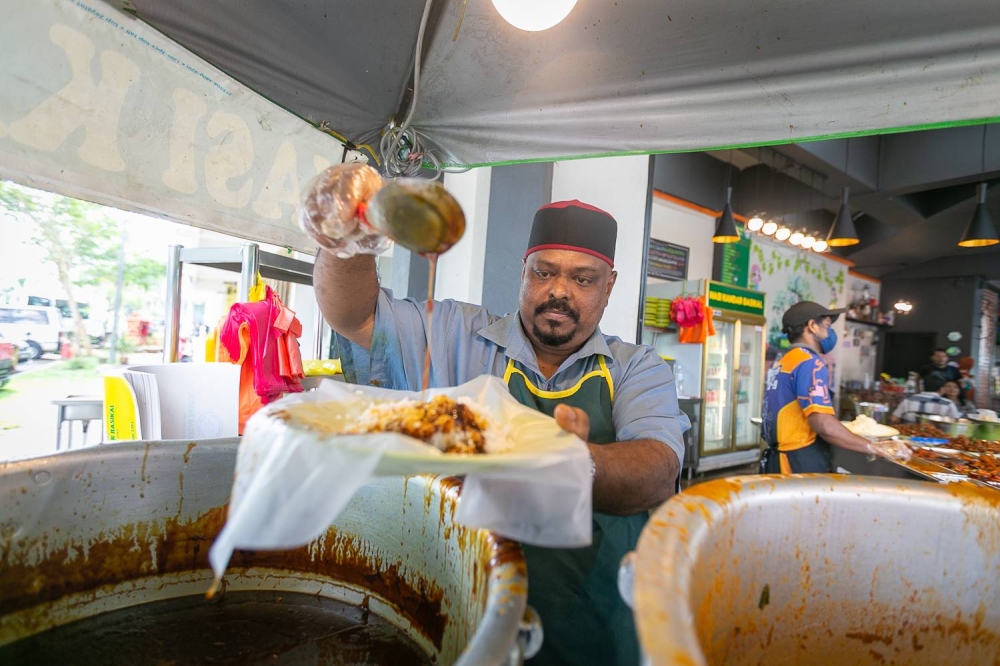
[633,474,1000,665]
[0,443,529,664]
[0,491,521,654]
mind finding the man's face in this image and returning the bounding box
[931,350,948,367]
[942,381,960,399]
[518,249,616,353]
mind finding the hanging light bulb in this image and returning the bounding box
[827,187,860,246]
[789,230,804,246]
[958,183,999,247]
[813,239,829,253]
[774,226,791,241]
[491,0,578,31]
[747,214,765,232]
[893,299,913,314]
[801,234,816,250]
[761,220,778,236]
[713,186,741,243]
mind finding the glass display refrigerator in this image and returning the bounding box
[642,279,767,476]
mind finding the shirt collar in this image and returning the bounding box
[478,311,613,370]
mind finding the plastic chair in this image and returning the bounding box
[52,395,103,451]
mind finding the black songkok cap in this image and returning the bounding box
[525,200,618,268]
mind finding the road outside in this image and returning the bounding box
[0,352,161,461]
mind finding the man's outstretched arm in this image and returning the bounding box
[314,251,380,349]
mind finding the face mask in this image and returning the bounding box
[819,326,837,354]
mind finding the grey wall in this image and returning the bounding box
[389,246,431,301]
[481,163,553,315]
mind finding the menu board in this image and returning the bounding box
[647,238,688,281]
[715,227,751,287]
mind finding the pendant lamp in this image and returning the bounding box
[492,0,577,31]
[774,226,791,242]
[713,186,741,243]
[827,187,860,246]
[958,183,999,247]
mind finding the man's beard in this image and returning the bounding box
[532,298,579,347]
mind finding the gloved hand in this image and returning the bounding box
[299,163,391,258]
[867,438,912,463]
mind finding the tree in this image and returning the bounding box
[0,181,164,357]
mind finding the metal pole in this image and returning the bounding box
[313,301,325,360]
[107,221,128,364]
[164,244,183,363]
[240,243,260,302]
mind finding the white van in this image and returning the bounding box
[0,305,62,359]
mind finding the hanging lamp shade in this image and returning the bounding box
[713,187,740,243]
[827,187,860,247]
[958,183,999,248]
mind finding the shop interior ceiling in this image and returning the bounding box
[697,125,1000,281]
[119,0,1000,170]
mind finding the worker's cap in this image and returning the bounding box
[525,200,617,268]
[781,301,845,330]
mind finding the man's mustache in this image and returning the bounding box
[535,298,579,322]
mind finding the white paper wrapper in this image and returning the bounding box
[209,375,593,578]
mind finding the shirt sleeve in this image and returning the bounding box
[612,346,691,469]
[945,400,962,420]
[892,398,910,419]
[794,355,835,416]
[333,288,494,390]
[333,288,430,390]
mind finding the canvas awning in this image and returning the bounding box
[127,0,1000,167]
[3,0,999,249]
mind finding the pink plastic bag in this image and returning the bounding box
[221,286,303,405]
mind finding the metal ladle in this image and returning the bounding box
[365,178,466,256]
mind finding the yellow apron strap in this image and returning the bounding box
[504,356,614,401]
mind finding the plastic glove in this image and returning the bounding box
[299,163,391,258]
[868,438,913,463]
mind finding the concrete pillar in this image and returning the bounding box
[437,167,492,304]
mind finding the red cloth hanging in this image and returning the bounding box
[678,296,716,344]
[671,296,704,328]
[220,286,304,426]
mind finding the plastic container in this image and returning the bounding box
[626,475,1000,665]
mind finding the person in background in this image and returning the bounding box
[890,374,962,423]
[942,379,978,417]
[920,348,961,384]
[957,356,976,403]
[761,301,908,473]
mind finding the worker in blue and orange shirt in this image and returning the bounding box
[761,301,909,473]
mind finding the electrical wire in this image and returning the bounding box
[380,0,448,179]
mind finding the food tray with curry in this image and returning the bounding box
[886,422,1000,490]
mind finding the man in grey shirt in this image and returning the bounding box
[313,198,688,665]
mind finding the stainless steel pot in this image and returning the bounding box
[0,440,535,665]
[629,475,1000,665]
[916,413,975,437]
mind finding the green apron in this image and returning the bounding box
[504,356,646,666]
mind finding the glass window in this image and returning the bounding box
[15,310,49,325]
